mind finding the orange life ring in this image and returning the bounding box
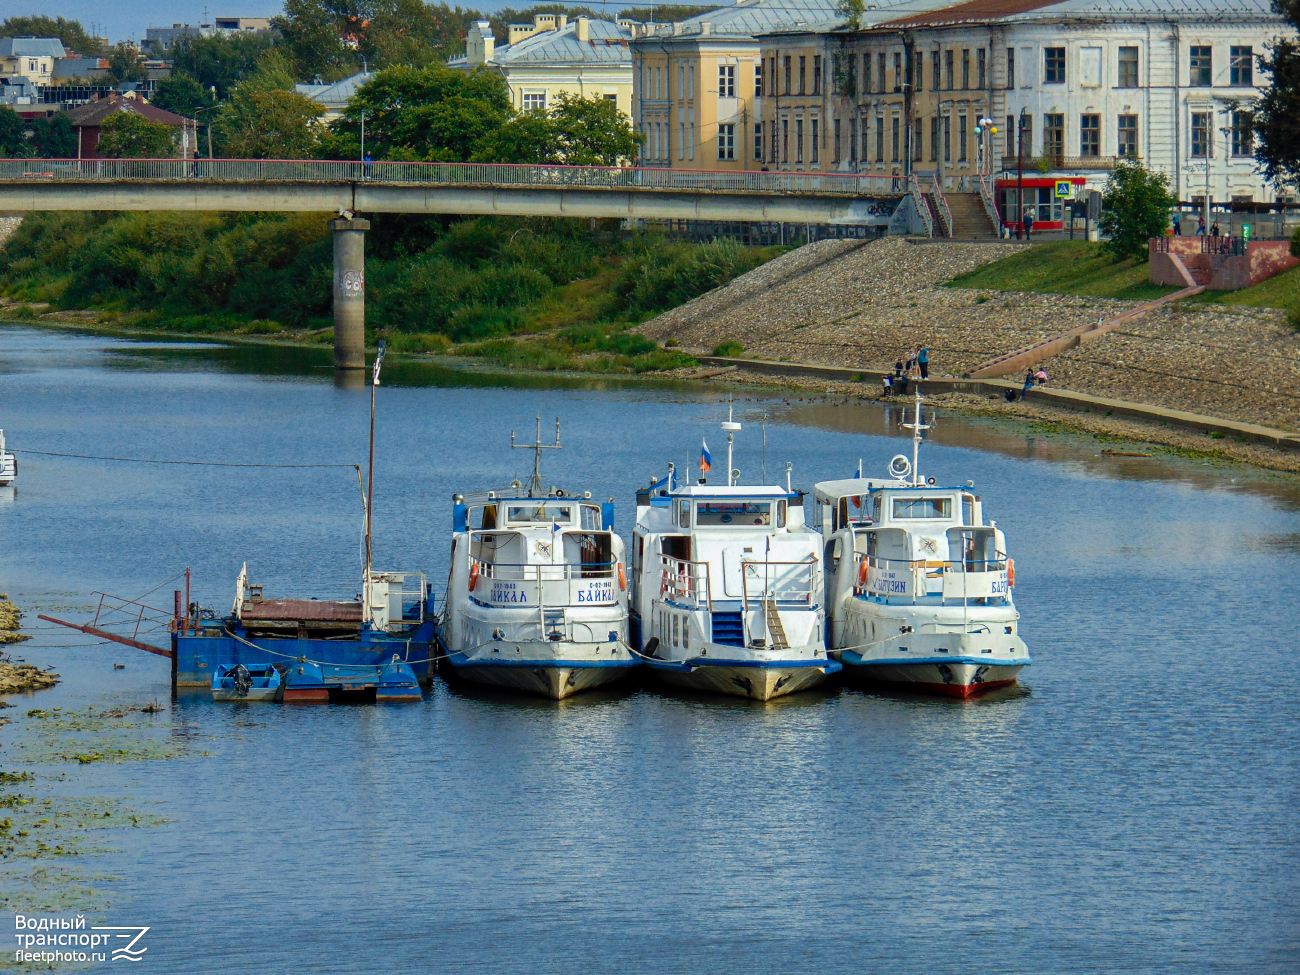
[1007,558,1015,588]
[857,558,868,587]
[618,563,627,591]
[468,562,480,592]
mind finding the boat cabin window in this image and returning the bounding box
[507,504,574,525]
[962,494,975,526]
[581,505,601,530]
[891,497,952,520]
[777,499,787,528]
[472,504,499,530]
[676,500,692,528]
[871,496,882,523]
[695,501,771,527]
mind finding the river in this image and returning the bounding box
[1,324,1298,973]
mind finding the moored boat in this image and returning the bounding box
[815,389,1031,698]
[0,429,15,487]
[211,662,281,701]
[436,419,637,700]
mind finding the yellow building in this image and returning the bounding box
[451,15,635,119]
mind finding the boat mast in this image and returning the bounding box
[901,385,931,486]
[512,416,561,498]
[364,338,387,621]
[722,397,741,487]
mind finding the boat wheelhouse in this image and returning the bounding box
[815,390,1030,697]
[630,450,838,701]
[437,420,635,699]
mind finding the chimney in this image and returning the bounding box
[466,20,494,64]
[576,17,589,41]
[557,14,568,28]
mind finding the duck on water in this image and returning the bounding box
[629,405,840,702]
[436,418,637,700]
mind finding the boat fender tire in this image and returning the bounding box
[644,636,661,659]
[857,558,868,588]
[1007,559,1015,588]
[468,562,480,592]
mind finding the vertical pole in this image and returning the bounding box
[1016,110,1023,239]
[366,368,376,584]
[184,567,191,636]
[330,217,370,371]
[171,589,182,701]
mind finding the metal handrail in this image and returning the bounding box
[930,174,953,236]
[862,555,1007,573]
[976,173,1001,231]
[739,558,817,613]
[659,555,712,613]
[908,173,935,237]
[0,158,906,197]
[470,556,617,581]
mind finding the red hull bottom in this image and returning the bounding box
[874,677,1018,699]
[282,688,330,702]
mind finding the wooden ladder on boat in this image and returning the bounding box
[762,598,790,650]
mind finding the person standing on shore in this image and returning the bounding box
[1173,212,1182,235]
[918,346,930,380]
[1023,211,1035,239]
[1022,368,1035,398]
[1197,215,1206,236]
[1210,220,1220,238]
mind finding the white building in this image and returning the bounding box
[763,0,1294,205]
[0,37,66,87]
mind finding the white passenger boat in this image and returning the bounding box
[629,409,838,701]
[438,419,636,699]
[0,430,15,486]
[814,390,1031,698]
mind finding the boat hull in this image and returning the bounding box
[212,687,279,702]
[839,654,1025,698]
[442,639,639,700]
[648,660,834,701]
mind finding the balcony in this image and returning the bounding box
[1000,154,1118,172]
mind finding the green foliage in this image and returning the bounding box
[836,0,865,29]
[106,42,148,84]
[1098,158,1174,261]
[712,340,745,357]
[0,16,99,55]
[616,5,719,21]
[29,115,75,158]
[616,235,775,312]
[149,75,216,118]
[96,113,176,158]
[1253,18,1300,193]
[1292,226,1300,259]
[327,66,512,161]
[945,241,1180,302]
[0,108,30,158]
[214,90,325,158]
[472,93,642,165]
[170,32,279,98]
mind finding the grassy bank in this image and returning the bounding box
[944,241,1181,302]
[0,212,788,373]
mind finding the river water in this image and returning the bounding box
[1,324,1298,973]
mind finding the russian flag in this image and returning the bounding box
[700,439,712,473]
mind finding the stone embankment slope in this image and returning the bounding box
[639,236,1300,434]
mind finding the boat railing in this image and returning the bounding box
[470,556,621,607]
[659,555,712,612]
[856,555,1010,601]
[739,558,817,612]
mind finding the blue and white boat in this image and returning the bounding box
[629,408,838,701]
[0,429,15,486]
[437,419,636,699]
[814,388,1031,697]
[211,662,281,701]
[282,656,422,703]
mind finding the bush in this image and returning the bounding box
[713,340,745,357]
[1099,159,1175,261]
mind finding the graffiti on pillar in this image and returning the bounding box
[336,269,365,299]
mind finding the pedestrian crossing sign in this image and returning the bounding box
[1054,180,1072,198]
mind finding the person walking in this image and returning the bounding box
[1196,215,1206,236]
[918,346,930,380]
[1023,210,1035,239]
[1022,368,1035,399]
[1172,212,1182,236]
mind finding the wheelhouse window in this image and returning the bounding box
[892,497,953,519]
[695,501,772,526]
[508,504,573,524]
[581,505,602,530]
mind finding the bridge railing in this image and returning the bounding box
[0,158,904,197]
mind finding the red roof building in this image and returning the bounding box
[65,93,195,159]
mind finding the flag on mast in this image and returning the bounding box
[700,439,712,473]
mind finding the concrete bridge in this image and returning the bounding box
[0,158,906,371]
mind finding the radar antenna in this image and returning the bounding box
[512,416,562,497]
[900,386,931,487]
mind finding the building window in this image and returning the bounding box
[932,50,941,89]
[863,52,871,93]
[795,118,804,163]
[943,115,951,162]
[1007,115,1016,158]
[1117,114,1138,157]
[811,117,819,163]
[798,56,806,95]
[893,52,902,92]
[961,49,970,89]
[914,117,923,161]
[689,113,694,159]
[977,48,986,88]
[523,91,547,111]
[877,117,884,161]
[1044,47,1065,84]
[1231,46,1253,86]
[878,52,886,93]
[1232,110,1252,155]
[782,117,789,162]
[1191,111,1210,157]
[833,117,841,163]
[891,116,899,161]
[1007,47,1015,88]
[1044,113,1064,159]
[849,117,857,162]
[1020,114,1033,158]
[912,46,922,91]
[755,121,764,161]
[944,49,954,89]
[1118,46,1139,88]
[930,116,939,162]
[689,65,695,97]
[813,55,822,94]
[719,64,735,98]
[679,122,685,159]
[959,114,968,161]
[783,56,792,94]
[719,123,735,160]
[1190,46,1212,86]
[755,60,763,97]
[1080,114,1100,156]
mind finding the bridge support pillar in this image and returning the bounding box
[330,216,369,370]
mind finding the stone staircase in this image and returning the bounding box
[942,192,999,239]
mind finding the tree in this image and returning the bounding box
[836,0,866,29]
[30,115,76,158]
[616,5,719,21]
[0,108,32,159]
[0,16,99,55]
[472,94,642,165]
[1253,0,1300,194]
[214,90,325,158]
[96,112,177,158]
[1098,158,1174,261]
[273,0,358,83]
[150,74,216,118]
[328,66,511,161]
[106,42,148,84]
[170,32,279,99]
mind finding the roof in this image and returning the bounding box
[870,0,1283,28]
[645,0,845,39]
[812,478,893,501]
[449,19,632,67]
[0,37,66,58]
[240,599,363,623]
[65,95,191,127]
[295,71,372,110]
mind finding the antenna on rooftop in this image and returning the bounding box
[721,395,741,486]
[512,416,562,497]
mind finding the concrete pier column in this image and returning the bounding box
[330,216,370,370]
